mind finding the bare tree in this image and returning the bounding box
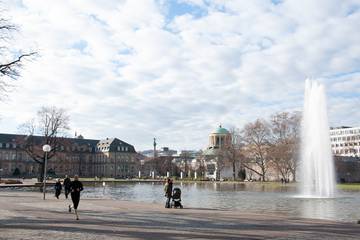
[0,17,36,98]
[18,106,70,181]
[221,127,243,180]
[179,151,192,177]
[241,119,270,181]
[196,150,209,178]
[268,112,301,181]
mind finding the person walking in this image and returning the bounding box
[68,175,83,220]
[54,179,62,199]
[63,175,71,199]
[164,178,173,208]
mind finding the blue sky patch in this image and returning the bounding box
[271,0,283,5]
[71,40,88,53]
[164,0,208,22]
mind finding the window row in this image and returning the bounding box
[332,142,360,147]
[330,136,360,142]
[333,149,360,154]
[0,143,17,149]
[97,146,129,152]
[330,129,360,135]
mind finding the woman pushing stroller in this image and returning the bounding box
[164,178,173,208]
[163,178,183,209]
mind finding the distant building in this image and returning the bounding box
[172,150,202,177]
[202,125,240,180]
[140,150,155,158]
[140,147,177,158]
[139,147,178,177]
[334,156,360,183]
[0,133,139,178]
[330,126,360,157]
[158,147,177,157]
[94,138,139,178]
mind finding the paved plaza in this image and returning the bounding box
[0,191,359,240]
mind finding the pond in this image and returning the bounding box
[80,182,360,223]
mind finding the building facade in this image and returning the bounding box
[330,126,360,157]
[0,133,138,178]
[202,125,240,180]
[93,138,139,178]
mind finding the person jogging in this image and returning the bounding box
[68,175,83,220]
[63,175,71,199]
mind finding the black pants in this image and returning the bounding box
[165,197,171,208]
[65,188,70,199]
[55,190,61,199]
[71,192,80,210]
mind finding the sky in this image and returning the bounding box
[0,0,359,151]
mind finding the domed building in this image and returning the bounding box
[207,125,231,151]
[202,125,240,180]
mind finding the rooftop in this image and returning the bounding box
[211,125,230,135]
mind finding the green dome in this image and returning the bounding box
[211,125,229,134]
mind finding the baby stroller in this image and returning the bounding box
[171,187,183,209]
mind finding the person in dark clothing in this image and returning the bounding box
[68,175,83,220]
[63,175,71,199]
[54,179,62,199]
[164,178,173,208]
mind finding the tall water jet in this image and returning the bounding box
[299,79,336,198]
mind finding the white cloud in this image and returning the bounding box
[0,0,359,151]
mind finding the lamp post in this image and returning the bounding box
[42,144,51,200]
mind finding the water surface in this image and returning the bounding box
[81,182,360,223]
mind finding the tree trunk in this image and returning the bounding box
[38,160,45,183]
[292,170,296,182]
[232,160,236,181]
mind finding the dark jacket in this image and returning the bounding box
[164,181,173,198]
[55,182,62,191]
[70,180,83,194]
[64,177,71,189]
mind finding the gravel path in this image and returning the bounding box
[0,191,359,239]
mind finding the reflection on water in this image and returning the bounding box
[79,182,360,222]
[4,181,359,222]
[301,198,335,220]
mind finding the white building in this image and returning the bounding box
[330,126,360,157]
[202,125,240,180]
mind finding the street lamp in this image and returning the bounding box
[42,144,51,200]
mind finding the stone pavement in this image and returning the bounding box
[0,191,359,240]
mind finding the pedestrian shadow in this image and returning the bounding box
[2,204,360,240]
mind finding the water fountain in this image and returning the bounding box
[299,79,336,198]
